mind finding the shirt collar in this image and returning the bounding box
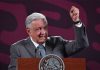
[30,37,45,48]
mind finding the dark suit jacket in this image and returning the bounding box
[8,24,89,70]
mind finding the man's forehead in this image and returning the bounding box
[31,19,47,25]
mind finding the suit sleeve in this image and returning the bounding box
[8,45,20,70]
[63,23,89,56]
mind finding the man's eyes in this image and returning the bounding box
[35,28,42,31]
[34,27,47,31]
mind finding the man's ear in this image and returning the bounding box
[26,28,31,35]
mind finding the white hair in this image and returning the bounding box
[25,12,48,28]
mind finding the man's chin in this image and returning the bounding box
[38,41,45,44]
[38,39,46,44]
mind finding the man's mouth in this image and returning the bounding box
[39,35,46,39]
[39,34,47,40]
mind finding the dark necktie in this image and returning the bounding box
[36,45,46,58]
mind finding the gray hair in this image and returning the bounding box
[25,12,48,28]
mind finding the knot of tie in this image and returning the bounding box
[37,45,44,49]
[37,45,46,58]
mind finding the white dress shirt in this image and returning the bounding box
[30,37,45,48]
[75,22,82,27]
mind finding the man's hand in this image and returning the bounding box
[70,6,80,22]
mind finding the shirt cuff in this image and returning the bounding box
[75,22,82,27]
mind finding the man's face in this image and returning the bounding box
[26,19,48,44]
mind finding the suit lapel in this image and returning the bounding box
[24,37,36,57]
[45,41,53,55]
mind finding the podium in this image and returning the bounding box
[17,58,86,70]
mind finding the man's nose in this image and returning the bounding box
[41,29,46,34]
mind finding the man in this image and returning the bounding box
[8,6,89,70]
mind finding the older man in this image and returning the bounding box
[8,6,89,70]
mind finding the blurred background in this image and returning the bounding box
[0,0,100,70]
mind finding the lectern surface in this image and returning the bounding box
[17,58,86,70]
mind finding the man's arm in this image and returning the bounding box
[64,22,89,56]
[64,6,89,56]
[8,45,20,70]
